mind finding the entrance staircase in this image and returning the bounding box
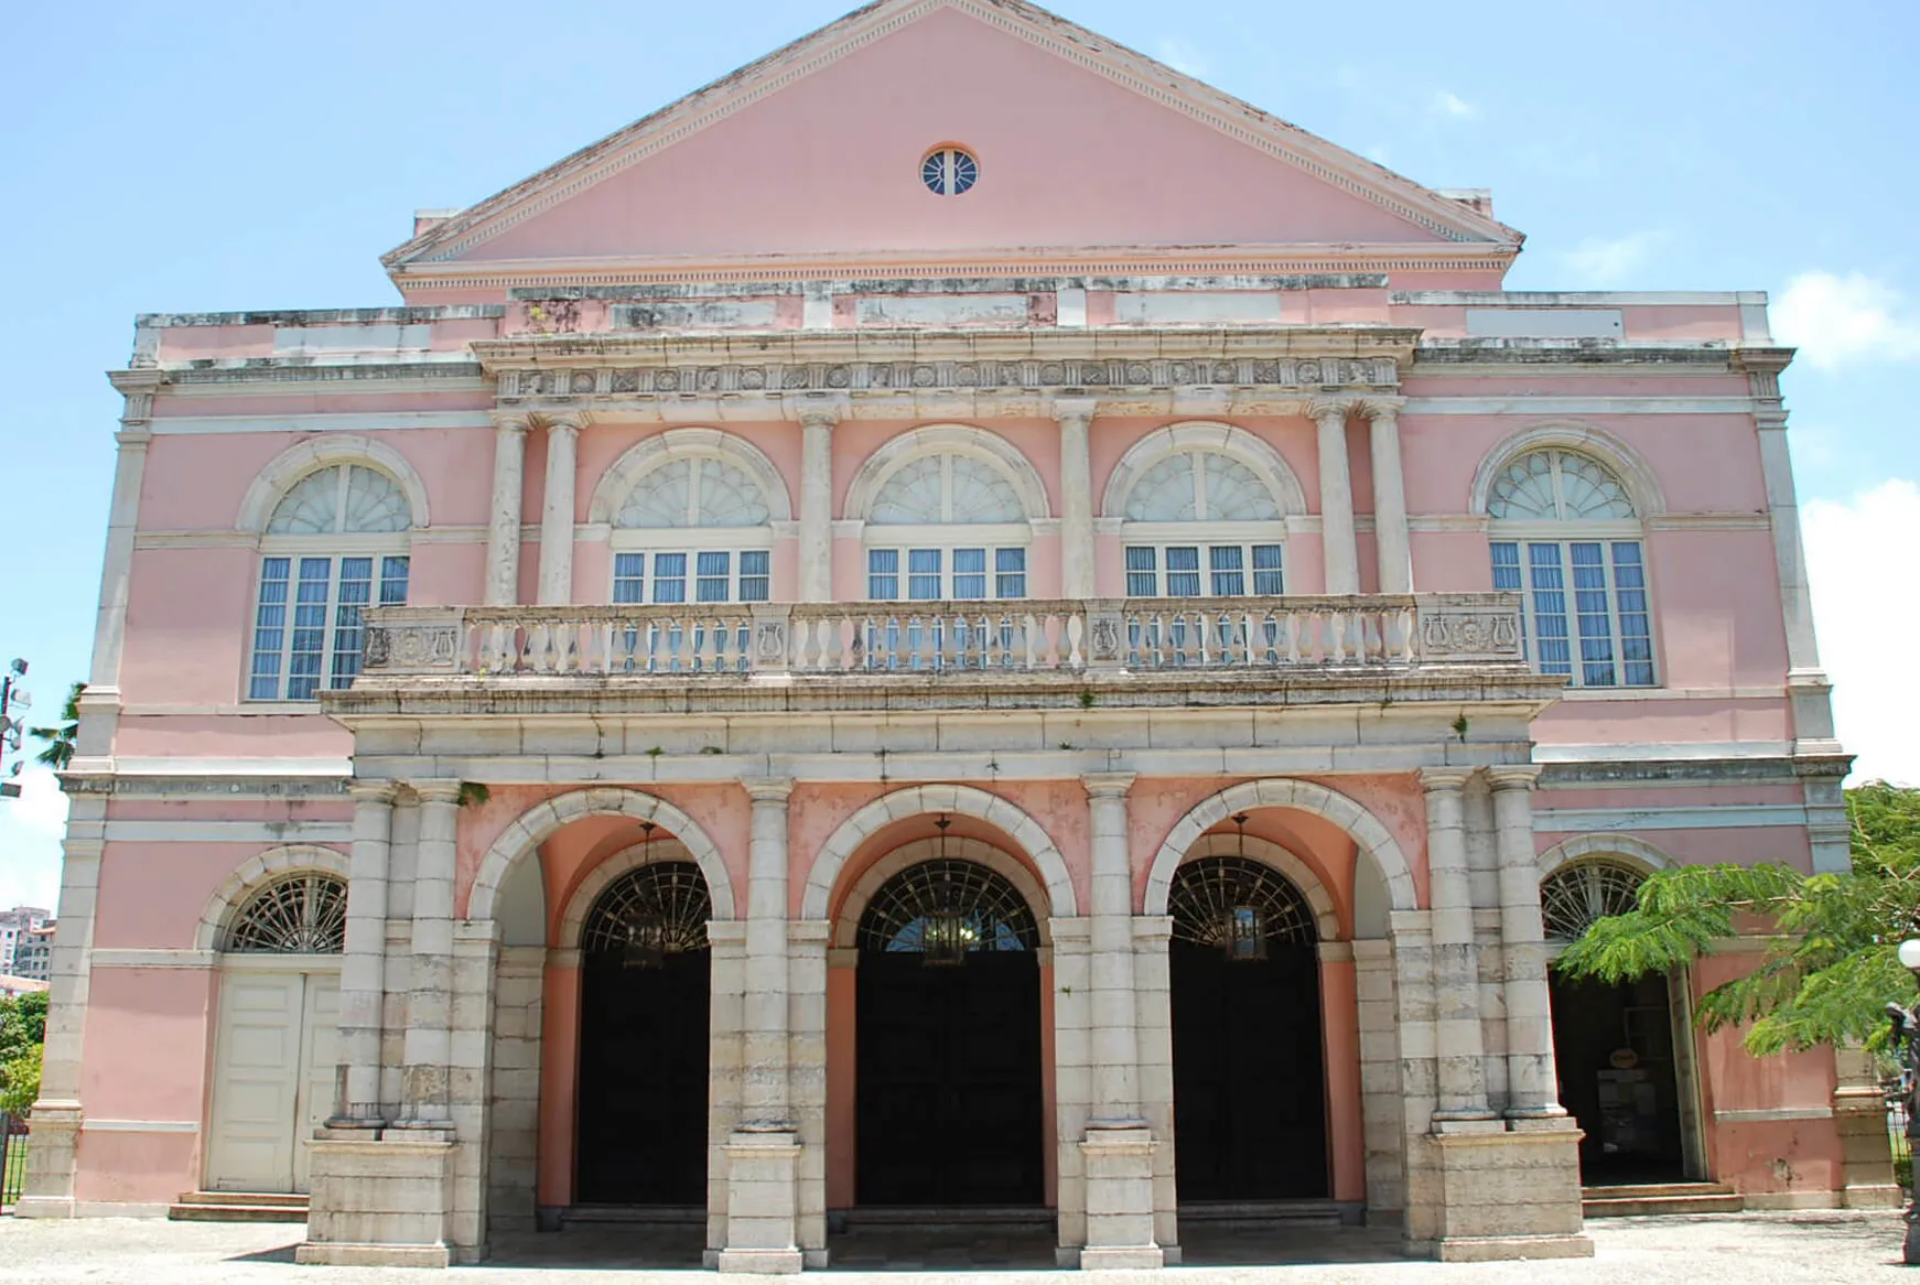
[1582,1182,1744,1218]
[168,1191,309,1223]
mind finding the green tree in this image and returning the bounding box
[29,681,83,770]
[0,993,46,1118]
[0,1044,39,1118]
[1555,781,1919,1056]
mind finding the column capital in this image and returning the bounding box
[1357,395,1408,422]
[1083,772,1136,801]
[532,411,588,436]
[797,402,844,430]
[1487,764,1543,792]
[1307,396,1357,424]
[410,780,466,805]
[347,780,400,805]
[1053,396,1099,424]
[1418,766,1476,794]
[490,411,532,435]
[744,777,797,804]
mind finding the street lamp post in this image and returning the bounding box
[1890,938,1920,1265]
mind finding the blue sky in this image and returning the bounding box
[0,0,1915,911]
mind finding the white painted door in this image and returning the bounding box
[207,971,339,1194]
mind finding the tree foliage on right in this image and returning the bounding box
[1555,781,1919,1056]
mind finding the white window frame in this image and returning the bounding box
[1120,522,1287,599]
[865,527,1030,603]
[609,528,775,605]
[1489,519,1656,689]
[247,535,410,702]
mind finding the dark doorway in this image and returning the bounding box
[575,862,712,1207]
[855,858,1045,1207]
[1170,855,1329,1201]
[1549,971,1687,1183]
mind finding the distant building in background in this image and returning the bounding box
[13,925,52,985]
[0,974,48,1000]
[0,908,49,978]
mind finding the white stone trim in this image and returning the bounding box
[555,839,697,948]
[468,787,737,923]
[1469,421,1667,518]
[1099,421,1308,521]
[842,424,1052,524]
[585,427,793,525]
[1143,778,1416,917]
[1406,397,1760,416]
[193,843,352,952]
[89,949,218,970]
[1713,1106,1833,1123]
[105,820,355,843]
[828,837,1053,948]
[151,411,493,436]
[1535,833,1675,879]
[1175,833,1341,940]
[81,1119,199,1134]
[801,784,1076,920]
[1535,805,1807,833]
[233,435,432,532]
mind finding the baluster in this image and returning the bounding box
[1064,613,1083,669]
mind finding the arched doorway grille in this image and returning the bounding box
[582,861,712,966]
[223,872,348,953]
[856,859,1038,962]
[1170,855,1317,957]
[1541,860,1644,943]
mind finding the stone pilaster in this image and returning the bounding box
[1131,916,1179,1262]
[706,920,748,1265]
[399,780,463,1127]
[334,781,398,1126]
[1362,397,1412,594]
[1833,1044,1903,1208]
[536,416,582,606]
[1419,769,1495,1126]
[798,410,837,603]
[788,920,832,1268]
[1488,767,1564,1119]
[484,415,529,607]
[1311,399,1360,594]
[1056,398,1098,599]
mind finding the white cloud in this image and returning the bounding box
[1154,39,1208,78]
[1560,231,1667,287]
[1774,270,1920,371]
[1804,479,1920,785]
[0,769,66,912]
[1429,90,1478,120]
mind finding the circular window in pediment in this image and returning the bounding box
[922,146,979,196]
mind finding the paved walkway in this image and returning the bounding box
[0,1211,1907,1283]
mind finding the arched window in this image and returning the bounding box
[866,453,1030,602]
[1540,859,1646,944]
[223,871,349,954]
[1123,451,1285,599]
[248,464,412,701]
[612,456,774,605]
[1487,449,1655,688]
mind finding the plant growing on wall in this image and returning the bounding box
[1556,782,1920,1055]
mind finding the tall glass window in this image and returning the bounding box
[1122,448,1286,599]
[612,452,777,605]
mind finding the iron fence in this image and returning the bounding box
[1892,1089,1914,1192]
[1,1114,25,1211]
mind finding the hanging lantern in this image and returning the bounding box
[1221,815,1268,963]
[621,822,668,969]
[922,817,972,968]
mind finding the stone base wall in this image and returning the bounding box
[299,1131,456,1269]
[1411,1123,1593,1263]
[486,950,545,1234]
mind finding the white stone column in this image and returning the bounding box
[1362,397,1412,594]
[1131,917,1179,1261]
[798,410,837,603]
[335,781,398,1125]
[1419,768,1495,1125]
[536,416,582,606]
[1057,398,1098,599]
[399,780,463,1127]
[92,372,162,697]
[1489,766,1565,1118]
[720,778,803,1275]
[1077,773,1162,1271]
[1311,399,1360,595]
[484,415,529,607]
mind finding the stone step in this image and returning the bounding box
[1582,1183,1744,1219]
[168,1194,309,1224]
[1177,1200,1356,1228]
[175,1190,310,1209]
[562,1205,705,1226]
[841,1206,1054,1229]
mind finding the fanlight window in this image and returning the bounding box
[616,457,772,530]
[1126,452,1281,523]
[1541,860,1646,943]
[582,862,713,969]
[224,872,348,954]
[267,465,412,535]
[922,147,979,197]
[1169,856,1317,960]
[870,455,1025,526]
[1488,450,1636,522]
[857,860,1038,966]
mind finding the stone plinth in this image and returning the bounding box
[717,1130,804,1275]
[13,1102,82,1219]
[297,1128,456,1269]
[1417,1121,1593,1262]
[1077,1126,1164,1271]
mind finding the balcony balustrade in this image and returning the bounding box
[358,595,1525,682]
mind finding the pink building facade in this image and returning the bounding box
[19,0,1896,1269]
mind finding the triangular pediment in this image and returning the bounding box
[387,0,1519,283]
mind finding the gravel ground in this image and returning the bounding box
[0,1211,1907,1284]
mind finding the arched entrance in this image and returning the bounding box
[1543,859,1689,1183]
[1170,852,1328,1200]
[854,857,1046,1207]
[574,860,713,1206]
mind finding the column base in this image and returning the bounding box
[1078,1125,1162,1271]
[1412,1122,1592,1263]
[300,1131,455,1270]
[15,1102,83,1219]
[721,1130,804,1276]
